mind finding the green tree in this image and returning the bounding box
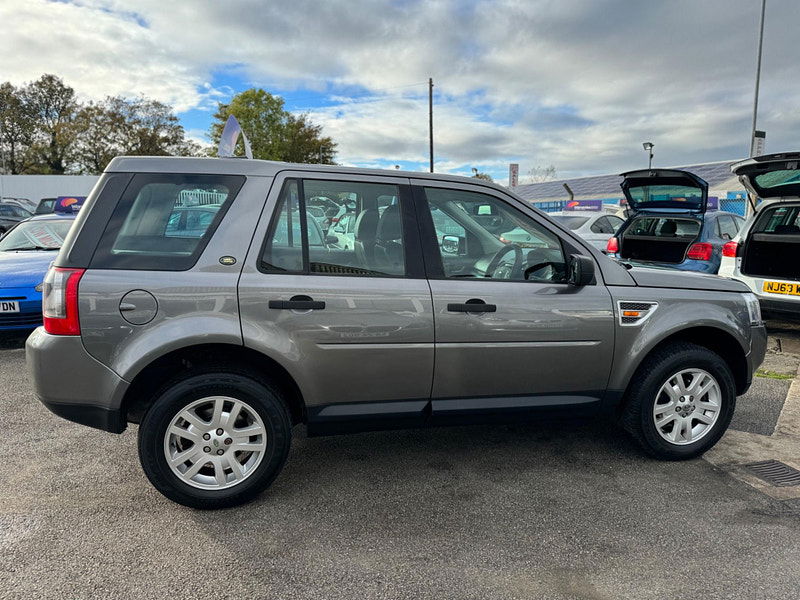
[73,96,201,173]
[0,82,36,174]
[209,89,336,164]
[24,74,80,174]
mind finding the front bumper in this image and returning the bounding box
[745,324,768,394]
[0,288,42,331]
[26,327,129,433]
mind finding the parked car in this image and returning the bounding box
[34,198,57,215]
[27,157,766,509]
[719,152,800,319]
[166,204,221,238]
[1,197,37,213]
[0,203,33,235]
[605,169,744,274]
[0,213,77,330]
[550,210,624,250]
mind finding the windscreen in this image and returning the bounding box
[0,220,74,251]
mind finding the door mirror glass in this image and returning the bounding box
[441,234,465,255]
[568,254,595,286]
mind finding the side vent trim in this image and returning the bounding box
[617,301,658,327]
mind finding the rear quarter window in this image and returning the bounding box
[90,174,245,270]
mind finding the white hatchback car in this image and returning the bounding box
[719,153,800,319]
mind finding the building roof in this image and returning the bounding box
[513,159,745,203]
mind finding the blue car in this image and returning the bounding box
[606,169,745,274]
[0,213,77,331]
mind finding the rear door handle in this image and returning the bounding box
[269,295,326,310]
[447,299,496,313]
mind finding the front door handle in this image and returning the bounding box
[269,295,326,310]
[447,298,496,313]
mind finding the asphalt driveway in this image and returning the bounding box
[2,344,799,600]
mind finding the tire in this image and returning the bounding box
[621,342,736,460]
[138,371,292,509]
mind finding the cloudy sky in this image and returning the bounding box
[2,0,798,181]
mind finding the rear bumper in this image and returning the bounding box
[759,297,800,319]
[26,327,129,433]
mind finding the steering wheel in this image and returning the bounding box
[485,244,524,279]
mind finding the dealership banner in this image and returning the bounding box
[564,199,602,211]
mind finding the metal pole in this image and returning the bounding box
[648,150,653,170]
[428,78,434,173]
[750,0,766,156]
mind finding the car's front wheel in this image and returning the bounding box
[138,372,292,509]
[622,342,736,460]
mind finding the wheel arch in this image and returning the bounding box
[615,325,749,415]
[121,343,307,427]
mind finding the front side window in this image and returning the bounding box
[92,174,244,270]
[422,187,566,282]
[261,179,406,277]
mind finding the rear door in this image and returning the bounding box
[238,172,434,426]
[411,180,615,416]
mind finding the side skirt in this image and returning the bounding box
[305,393,606,437]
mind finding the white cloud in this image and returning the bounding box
[2,0,799,176]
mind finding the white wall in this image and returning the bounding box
[0,175,100,202]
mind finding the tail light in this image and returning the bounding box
[606,236,619,253]
[687,242,713,261]
[42,267,85,335]
[329,217,340,224]
[722,241,738,257]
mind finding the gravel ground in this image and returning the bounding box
[2,344,799,600]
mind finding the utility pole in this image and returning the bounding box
[428,78,434,173]
[750,0,766,157]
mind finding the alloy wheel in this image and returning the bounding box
[652,368,721,446]
[163,396,267,490]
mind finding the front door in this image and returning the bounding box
[238,173,434,428]
[412,181,615,414]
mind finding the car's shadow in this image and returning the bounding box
[0,331,32,350]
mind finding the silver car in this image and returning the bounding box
[27,157,766,508]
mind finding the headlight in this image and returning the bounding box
[34,283,43,292]
[743,293,762,325]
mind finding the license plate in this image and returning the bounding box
[0,301,20,313]
[763,281,800,296]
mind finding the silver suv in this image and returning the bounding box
[27,157,767,508]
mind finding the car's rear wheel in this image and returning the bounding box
[622,342,735,460]
[138,372,292,509]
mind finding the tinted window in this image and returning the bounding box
[261,179,405,277]
[92,174,244,270]
[422,187,566,283]
[755,205,800,235]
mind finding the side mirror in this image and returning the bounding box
[325,234,339,245]
[568,254,595,286]
[441,235,465,255]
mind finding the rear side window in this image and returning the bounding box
[92,174,245,270]
[755,205,800,235]
[717,215,739,240]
